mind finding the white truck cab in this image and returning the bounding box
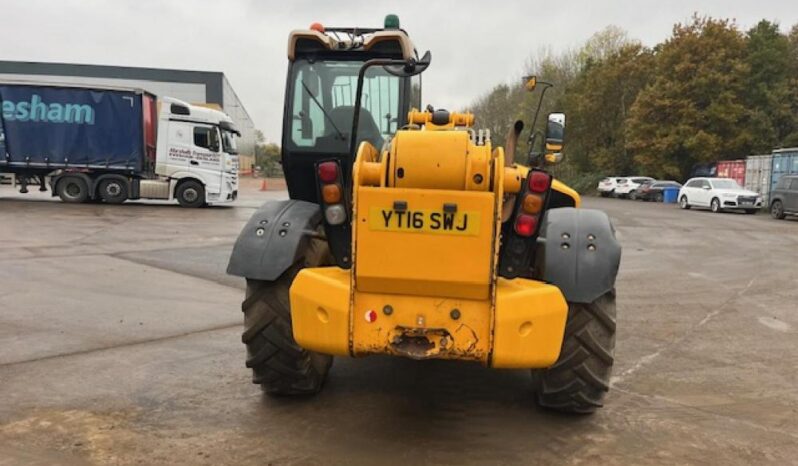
[153,97,240,206]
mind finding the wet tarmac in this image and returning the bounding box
[1,184,797,465]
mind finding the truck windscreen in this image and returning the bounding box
[288,59,402,153]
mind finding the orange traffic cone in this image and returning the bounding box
[259,179,268,191]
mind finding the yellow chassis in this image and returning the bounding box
[290,267,567,368]
[289,115,578,369]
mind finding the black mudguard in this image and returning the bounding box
[537,208,621,304]
[227,200,322,281]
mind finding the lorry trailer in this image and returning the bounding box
[0,82,240,207]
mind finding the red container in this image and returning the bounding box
[716,160,746,187]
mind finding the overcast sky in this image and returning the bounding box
[2,0,796,141]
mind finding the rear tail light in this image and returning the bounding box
[522,194,543,214]
[528,171,550,193]
[318,161,339,184]
[499,169,553,278]
[324,204,347,225]
[514,214,537,237]
[315,159,352,269]
[322,184,341,203]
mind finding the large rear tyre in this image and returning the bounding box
[535,290,616,414]
[241,238,333,395]
[56,176,89,203]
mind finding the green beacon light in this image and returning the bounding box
[384,14,400,29]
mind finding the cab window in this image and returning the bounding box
[194,126,219,152]
[289,59,403,152]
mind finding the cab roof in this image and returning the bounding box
[287,28,415,61]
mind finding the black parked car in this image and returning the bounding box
[770,175,798,219]
[632,180,682,202]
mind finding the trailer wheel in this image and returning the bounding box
[534,290,616,414]
[56,176,89,203]
[175,180,205,208]
[242,237,333,395]
[98,178,128,204]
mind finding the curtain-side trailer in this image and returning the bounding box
[0,82,240,207]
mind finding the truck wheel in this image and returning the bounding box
[242,238,333,395]
[98,179,128,204]
[175,180,205,208]
[56,176,89,203]
[535,290,616,414]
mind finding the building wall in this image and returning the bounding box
[0,73,207,104]
[222,76,256,157]
[0,61,256,159]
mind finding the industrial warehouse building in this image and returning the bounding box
[0,61,256,168]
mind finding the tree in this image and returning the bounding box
[253,130,282,177]
[626,16,751,179]
[467,84,523,149]
[743,20,794,151]
[563,43,654,175]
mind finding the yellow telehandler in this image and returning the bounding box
[228,16,620,413]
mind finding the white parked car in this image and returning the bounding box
[614,177,655,199]
[678,177,763,214]
[597,177,623,197]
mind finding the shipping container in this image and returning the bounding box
[716,160,746,187]
[771,148,798,196]
[745,154,773,205]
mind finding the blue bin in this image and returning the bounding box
[663,187,679,203]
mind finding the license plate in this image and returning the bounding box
[369,207,480,236]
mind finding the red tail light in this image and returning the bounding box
[318,161,338,183]
[514,214,537,237]
[528,171,550,193]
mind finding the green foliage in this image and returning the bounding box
[627,16,751,179]
[253,130,283,177]
[467,16,798,183]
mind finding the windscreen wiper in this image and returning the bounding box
[301,80,346,140]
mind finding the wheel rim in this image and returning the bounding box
[712,200,719,212]
[106,183,122,197]
[680,197,687,208]
[772,203,782,217]
[66,183,81,198]
[183,188,199,203]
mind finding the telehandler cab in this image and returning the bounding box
[228,16,621,413]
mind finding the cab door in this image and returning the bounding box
[190,125,223,192]
[158,119,192,177]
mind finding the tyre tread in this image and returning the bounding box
[241,237,333,396]
[536,291,616,414]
